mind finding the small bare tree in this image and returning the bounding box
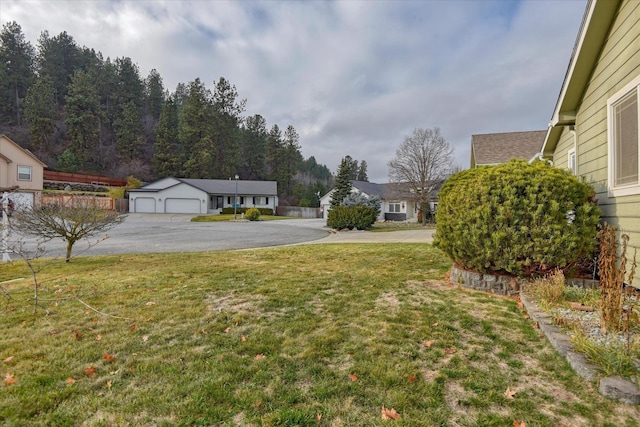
[12,200,125,262]
[388,127,454,225]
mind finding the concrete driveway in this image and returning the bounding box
[5,214,433,259]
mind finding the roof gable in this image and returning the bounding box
[472,130,546,166]
[543,0,621,155]
[0,134,47,167]
[179,178,277,195]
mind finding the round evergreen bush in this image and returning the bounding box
[433,160,601,277]
[245,207,261,221]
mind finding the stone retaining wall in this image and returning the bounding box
[450,265,525,296]
[44,181,109,192]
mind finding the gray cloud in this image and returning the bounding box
[2,0,587,182]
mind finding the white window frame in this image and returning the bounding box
[567,148,576,175]
[607,74,640,197]
[17,165,32,181]
[388,202,401,213]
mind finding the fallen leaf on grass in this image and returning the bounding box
[317,413,322,421]
[513,421,526,427]
[102,353,116,363]
[423,340,433,348]
[254,354,265,360]
[408,374,417,383]
[106,380,112,389]
[444,347,457,355]
[129,324,136,331]
[145,301,155,306]
[349,373,358,382]
[85,366,96,377]
[96,335,102,341]
[569,302,594,312]
[66,377,76,386]
[523,315,529,320]
[3,356,14,364]
[4,372,16,385]
[74,331,84,340]
[224,327,231,333]
[517,301,524,308]
[142,335,149,342]
[504,387,517,399]
[241,336,247,342]
[381,406,400,420]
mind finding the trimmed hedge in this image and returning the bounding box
[327,205,378,230]
[221,207,274,216]
[433,160,601,277]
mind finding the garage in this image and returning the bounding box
[165,198,201,214]
[134,197,156,213]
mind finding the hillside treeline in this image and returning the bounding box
[0,21,332,205]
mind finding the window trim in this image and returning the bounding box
[608,74,640,197]
[17,165,32,181]
[567,148,576,175]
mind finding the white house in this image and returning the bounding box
[320,180,439,222]
[128,177,278,214]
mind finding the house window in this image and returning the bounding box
[254,196,268,205]
[389,202,401,213]
[608,75,640,196]
[17,165,32,181]
[568,148,576,175]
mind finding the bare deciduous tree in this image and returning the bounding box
[387,127,454,225]
[12,200,125,262]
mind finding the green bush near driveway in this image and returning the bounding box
[434,159,601,277]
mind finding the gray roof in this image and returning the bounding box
[179,178,277,196]
[352,180,441,201]
[471,130,546,166]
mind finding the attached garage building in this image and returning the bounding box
[128,177,278,214]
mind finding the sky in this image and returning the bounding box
[0,0,588,183]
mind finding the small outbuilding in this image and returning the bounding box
[128,177,278,214]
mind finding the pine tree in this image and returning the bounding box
[152,96,182,177]
[115,100,144,160]
[65,70,100,170]
[356,160,368,181]
[181,79,216,178]
[0,21,35,126]
[36,30,82,106]
[242,114,267,179]
[24,75,57,154]
[330,157,354,207]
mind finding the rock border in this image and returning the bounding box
[450,266,639,404]
[520,292,640,404]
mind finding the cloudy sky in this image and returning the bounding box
[1,0,587,182]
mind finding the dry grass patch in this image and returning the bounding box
[0,244,638,425]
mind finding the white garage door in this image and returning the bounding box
[165,198,201,214]
[134,197,156,213]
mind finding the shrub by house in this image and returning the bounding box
[433,160,601,277]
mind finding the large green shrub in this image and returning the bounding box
[433,160,601,277]
[327,205,377,230]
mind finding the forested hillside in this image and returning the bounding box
[0,21,332,205]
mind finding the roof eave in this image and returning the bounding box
[542,0,620,155]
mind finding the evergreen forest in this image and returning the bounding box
[0,21,333,205]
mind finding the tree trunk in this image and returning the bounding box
[65,241,73,262]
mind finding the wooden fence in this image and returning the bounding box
[276,206,322,218]
[42,194,115,210]
[43,170,128,187]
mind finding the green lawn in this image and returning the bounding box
[0,244,638,426]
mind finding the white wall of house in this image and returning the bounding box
[129,183,208,214]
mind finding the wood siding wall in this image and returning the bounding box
[553,0,640,247]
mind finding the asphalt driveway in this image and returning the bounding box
[4,214,434,259]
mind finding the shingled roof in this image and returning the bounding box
[471,130,546,167]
